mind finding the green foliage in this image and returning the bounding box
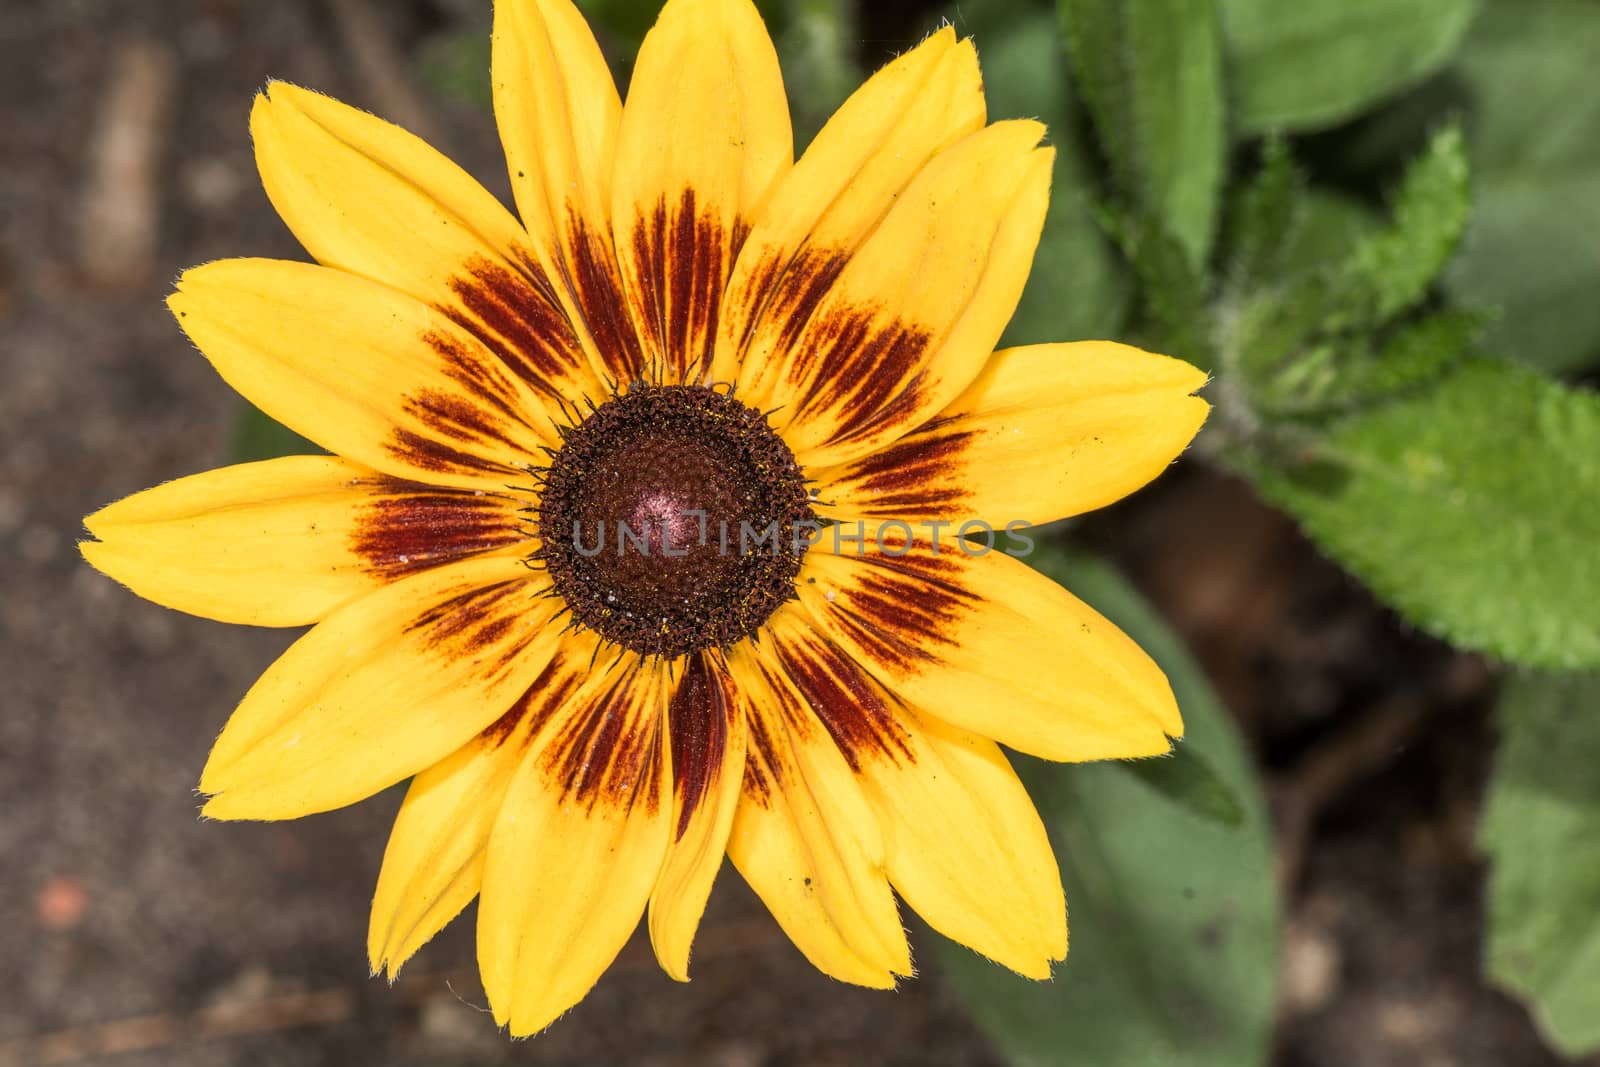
[574,0,657,54]
[765,0,858,148]
[936,549,1278,1066]
[1057,0,1226,265]
[1100,207,1216,371]
[1220,0,1476,134]
[417,27,493,112]
[1442,0,1600,375]
[230,403,319,464]
[1119,742,1244,829]
[956,4,1130,344]
[1336,124,1470,326]
[1481,670,1600,1056]
[1250,360,1600,669]
[1218,128,1470,417]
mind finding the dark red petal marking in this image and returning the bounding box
[820,550,978,674]
[824,416,977,517]
[537,662,664,813]
[729,242,938,446]
[727,247,848,367]
[739,681,789,809]
[628,189,747,382]
[441,254,589,401]
[787,310,934,442]
[666,653,736,839]
[557,221,648,383]
[385,328,554,478]
[772,631,912,772]
[479,657,585,749]
[350,479,525,579]
[404,579,539,685]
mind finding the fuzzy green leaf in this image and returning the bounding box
[1220,0,1476,134]
[1251,360,1600,668]
[1443,0,1600,375]
[1337,123,1471,327]
[936,549,1278,1067]
[1101,207,1215,371]
[1058,0,1226,264]
[1223,138,1302,293]
[1481,670,1600,1056]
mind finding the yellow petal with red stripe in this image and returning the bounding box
[738,122,1052,469]
[611,0,792,380]
[796,536,1180,760]
[813,342,1209,527]
[477,654,672,1036]
[759,610,1066,977]
[724,639,911,987]
[648,652,748,981]
[200,556,561,820]
[170,258,559,490]
[368,637,596,977]
[251,82,600,407]
[492,0,648,382]
[709,27,984,385]
[81,456,527,627]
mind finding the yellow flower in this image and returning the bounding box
[80,0,1208,1036]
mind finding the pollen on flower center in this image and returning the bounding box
[536,382,815,658]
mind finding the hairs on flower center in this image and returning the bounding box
[534,382,815,659]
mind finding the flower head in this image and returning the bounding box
[81,0,1208,1035]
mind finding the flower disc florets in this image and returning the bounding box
[536,382,814,658]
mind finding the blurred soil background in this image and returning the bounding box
[0,1,1587,1065]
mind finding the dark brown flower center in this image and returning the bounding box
[536,383,815,658]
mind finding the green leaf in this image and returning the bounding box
[230,402,320,464]
[1219,132,1468,415]
[1119,743,1245,828]
[1100,207,1215,372]
[1443,0,1600,375]
[1336,122,1471,327]
[1333,309,1483,407]
[936,549,1279,1067]
[1220,0,1476,134]
[1481,669,1600,1056]
[1058,0,1226,265]
[1249,360,1600,668]
[960,5,1129,344]
[1222,137,1302,294]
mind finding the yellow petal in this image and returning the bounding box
[648,652,748,981]
[251,82,601,406]
[812,342,1209,527]
[796,535,1180,760]
[477,655,672,1036]
[872,709,1068,978]
[758,609,1065,976]
[493,0,649,381]
[739,122,1051,468]
[81,456,527,626]
[368,636,597,977]
[710,27,983,384]
[611,0,792,381]
[170,258,558,490]
[723,640,911,986]
[200,556,561,820]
